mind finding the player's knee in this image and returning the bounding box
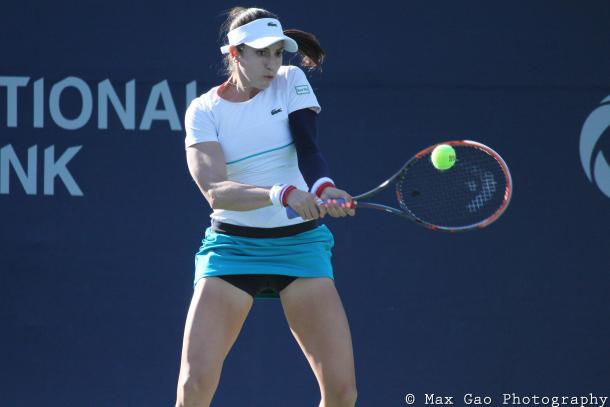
[177,364,221,398]
[323,381,357,407]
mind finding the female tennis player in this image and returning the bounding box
[175,7,358,407]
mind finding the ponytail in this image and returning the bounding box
[284,29,325,69]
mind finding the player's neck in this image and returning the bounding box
[219,76,261,102]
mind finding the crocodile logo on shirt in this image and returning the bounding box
[271,108,283,115]
[267,22,278,27]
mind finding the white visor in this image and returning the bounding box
[220,18,298,54]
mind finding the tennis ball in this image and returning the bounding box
[430,144,456,170]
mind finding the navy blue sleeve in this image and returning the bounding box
[288,108,332,191]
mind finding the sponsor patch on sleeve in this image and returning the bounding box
[295,85,310,95]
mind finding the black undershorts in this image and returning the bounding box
[218,274,298,298]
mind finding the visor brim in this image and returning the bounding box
[244,36,298,53]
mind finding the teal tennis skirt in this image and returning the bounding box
[193,224,335,288]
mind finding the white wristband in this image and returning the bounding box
[310,177,335,196]
[269,184,285,207]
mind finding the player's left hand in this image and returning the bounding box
[320,187,356,217]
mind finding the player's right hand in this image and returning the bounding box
[285,189,326,220]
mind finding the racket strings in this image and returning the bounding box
[397,145,509,228]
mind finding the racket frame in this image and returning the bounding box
[352,140,513,232]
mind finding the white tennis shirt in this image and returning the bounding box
[185,65,322,227]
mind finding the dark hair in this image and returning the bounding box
[220,7,325,76]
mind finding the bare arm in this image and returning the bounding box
[186,142,273,211]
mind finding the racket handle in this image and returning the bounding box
[286,198,353,219]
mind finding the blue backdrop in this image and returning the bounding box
[1,1,609,406]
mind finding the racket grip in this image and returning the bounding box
[286,198,352,219]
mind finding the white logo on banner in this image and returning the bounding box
[580,95,610,199]
[0,75,198,197]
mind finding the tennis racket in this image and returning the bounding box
[287,140,513,232]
